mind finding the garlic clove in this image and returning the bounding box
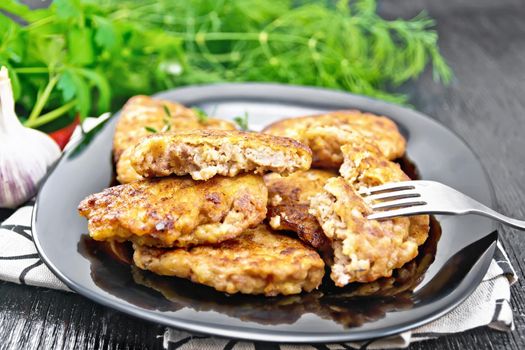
[0,66,61,208]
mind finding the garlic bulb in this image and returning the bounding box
[0,66,61,208]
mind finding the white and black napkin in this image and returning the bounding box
[0,191,517,349]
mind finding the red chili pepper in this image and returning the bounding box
[47,116,80,150]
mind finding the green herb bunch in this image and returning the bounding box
[0,0,451,130]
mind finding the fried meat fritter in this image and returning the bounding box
[113,95,235,162]
[340,143,429,247]
[339,142,408,186]
[264,170,336,250]
[310,177,417,285]
[309,143,429,286]
[116,147,144,184]
[113,96,236,183]
[130,129,312,181]
[133,224,325,296]
[262,111,406,168]
[78,174,267,248]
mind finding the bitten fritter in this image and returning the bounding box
[340,216,440,298]
[133,224,325,296]
[78,174,267,248]
[130,129,312,181]
[113,96,236,183]
[262,111,406,168]
[309,142,429,286]
[264,170,336,250]
[116,147,144,184]
[310,177,416,285]
[339,143,429,247]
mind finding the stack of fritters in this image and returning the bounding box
[79,97,431,297]
[264,112,430,287]
[78,96,325,296]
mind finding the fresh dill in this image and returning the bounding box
[160,123,171,132]
[161,104,172,132]
[192,107,209,123]
[233,112,249,131]
[0,0,452,130]
[163,104,172,120]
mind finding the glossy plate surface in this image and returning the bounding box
[33,84,498,343]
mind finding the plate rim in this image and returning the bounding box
[31,82,498,343]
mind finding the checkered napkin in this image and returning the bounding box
[0,119,518,349]
[0,206,517,349]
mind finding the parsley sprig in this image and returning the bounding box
[0,0,451,132]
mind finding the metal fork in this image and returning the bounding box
[359,180,525,230]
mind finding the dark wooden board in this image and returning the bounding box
[1,0,525,349]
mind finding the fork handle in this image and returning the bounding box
[470,207,525,230]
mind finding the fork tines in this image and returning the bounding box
[359,181,428,220]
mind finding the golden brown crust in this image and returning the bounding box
[264,170,336,250]
[113,95,236,183]
[310,177,416,285]
[408,213,431,246]
[116,147,144,184]
[340,142,430,246]
[130,129,312,180]
[309,142,429,286]
[133,224,325,296]
[340,218,440,297]
[78,174,268,248]
[263,111,406,168]
[114,95,236,161]
[267,204,327,249]
[339,142,408,185]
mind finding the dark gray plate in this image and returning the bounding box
[32,83,497,343]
